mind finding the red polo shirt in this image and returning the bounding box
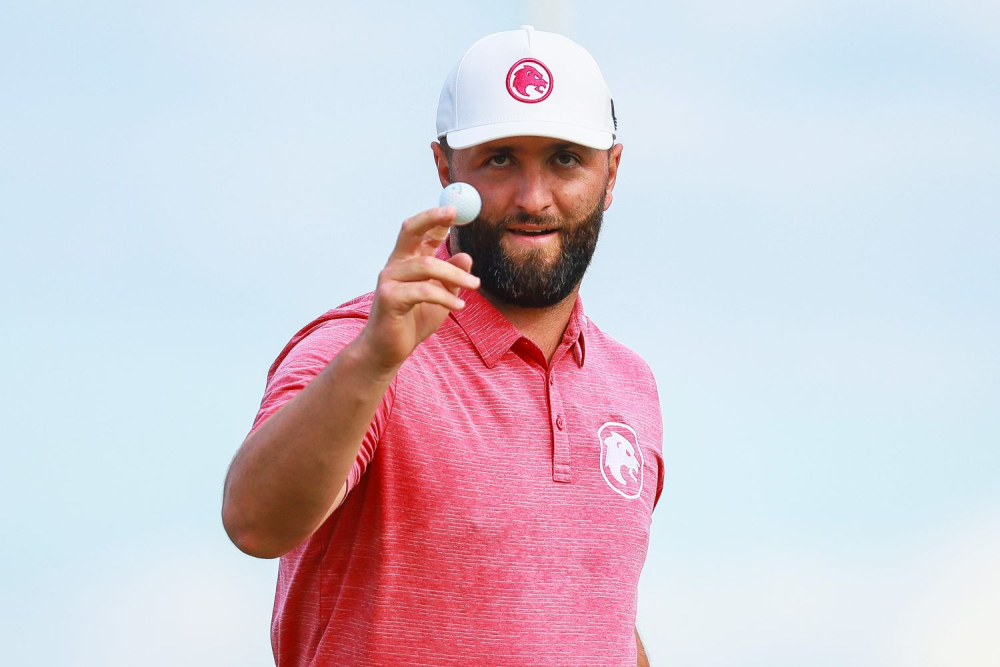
[250,245,664,666]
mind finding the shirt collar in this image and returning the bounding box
[563,297,588,368]
[437,240,588,369]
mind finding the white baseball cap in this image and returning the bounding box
[436,25,616,150]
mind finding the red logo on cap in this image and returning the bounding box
[506,58,553,103]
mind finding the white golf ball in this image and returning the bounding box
[439,182,482,225]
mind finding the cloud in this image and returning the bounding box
[639,510,1000,666]
[892,513,1000,665]
[65,543,276,667]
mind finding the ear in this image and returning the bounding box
[603,143,624,211]
[431,141,451,188]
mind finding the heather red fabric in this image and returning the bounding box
[250,245,664,666]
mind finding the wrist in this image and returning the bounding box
[347,330,405,385]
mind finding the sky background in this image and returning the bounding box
[1,1,997,665]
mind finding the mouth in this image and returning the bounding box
[507,226,559,237]
[505,227,559,247]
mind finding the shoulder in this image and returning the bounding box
[250,293,377,434]
[583,317,658,388]
[266,292,375,382]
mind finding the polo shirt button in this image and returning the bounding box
[549,375,555,386]
[556,415,566,430]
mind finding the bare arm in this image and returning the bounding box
[222,206,478,559]
[636,627,649,667]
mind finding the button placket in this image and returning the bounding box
[547,369,572,483]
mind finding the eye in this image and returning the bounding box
[554,152,580,166]
[487,154,511,167]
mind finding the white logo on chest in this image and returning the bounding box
[598,422,644,499]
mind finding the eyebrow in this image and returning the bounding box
[479,141,585,154]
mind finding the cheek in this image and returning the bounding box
[462,181,509,216]
[557,185,602,217]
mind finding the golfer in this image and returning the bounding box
[223,25,664,666]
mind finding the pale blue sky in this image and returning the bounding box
[1,1,997,665]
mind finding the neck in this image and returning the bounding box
[480,287,579,363]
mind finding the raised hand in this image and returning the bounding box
[358,205,479,375]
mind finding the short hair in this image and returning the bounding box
[438,135,454,171]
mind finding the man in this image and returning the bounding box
[223,26,663,666]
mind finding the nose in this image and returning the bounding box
[512,165,554,217]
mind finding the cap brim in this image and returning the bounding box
[444,121,614,150]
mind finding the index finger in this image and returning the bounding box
[390,206,459,259]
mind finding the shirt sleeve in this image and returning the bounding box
[248,316,393,499]
[646,364,666,512]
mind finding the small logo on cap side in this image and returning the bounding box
[506,58,553,104]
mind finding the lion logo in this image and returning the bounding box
[598,422,644,499]
[506,59,553,103]
[513,65,547,97]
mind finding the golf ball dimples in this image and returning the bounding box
[439,182,481,225]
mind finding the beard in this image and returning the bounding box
[454,193,606,308]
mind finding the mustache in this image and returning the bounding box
[483,211,563,229]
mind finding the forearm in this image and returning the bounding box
[222,335,398,558]
[636,627,649,667]
[223,206,474,558]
